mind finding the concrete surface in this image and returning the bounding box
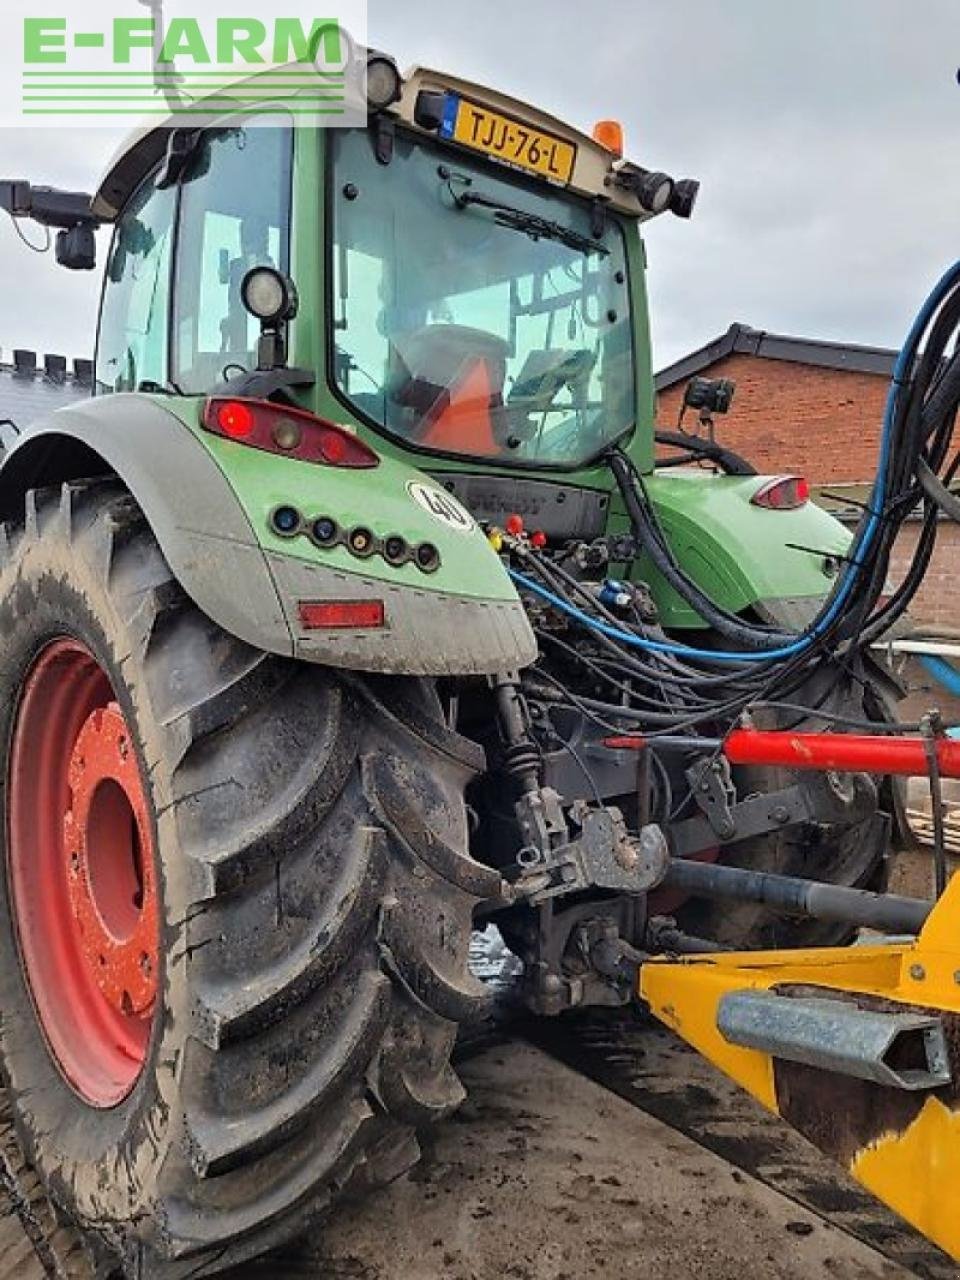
[253,1041,916,1280]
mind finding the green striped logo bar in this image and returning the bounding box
[4,2,368,128]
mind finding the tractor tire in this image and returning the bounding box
[0,480,498,1278]
[676,686,892,950]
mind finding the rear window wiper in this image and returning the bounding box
[453,188,608,257]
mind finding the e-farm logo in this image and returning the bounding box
[2,0,368,127]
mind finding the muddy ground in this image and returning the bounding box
[247,1038,926,1280]
[3,1026,952,1280]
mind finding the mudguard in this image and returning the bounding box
[0,394,537,676]
[641,470,851,629]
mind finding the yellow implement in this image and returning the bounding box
[641,872,960,1260]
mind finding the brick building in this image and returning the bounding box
[655,324,896,482]
[655,324,959,630]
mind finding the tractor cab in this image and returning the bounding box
[83,58,690,476]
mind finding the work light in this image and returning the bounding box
[366,54,403,111]
[636,171,674,215]
[240,267,298,326]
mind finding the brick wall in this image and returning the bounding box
[657,351,960,629]
[656,353,890,483]
[884,519,960,631]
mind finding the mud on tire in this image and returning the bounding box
[0,481,499,1277]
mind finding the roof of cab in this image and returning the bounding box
[93,59,648,221]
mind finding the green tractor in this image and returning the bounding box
[0,47,899,1278]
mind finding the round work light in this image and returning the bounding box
[240,267,299,326]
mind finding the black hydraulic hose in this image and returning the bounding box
[918,458,960,522]
[654,430,757,477]
[607,450,795,650]
[534,629,712,713]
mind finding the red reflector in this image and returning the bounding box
[202,398,379,469]
[530,530,548,549]
[505,514,524,536]
[750,475,810,510]
[298,600,385,630]
[217,400,255,439]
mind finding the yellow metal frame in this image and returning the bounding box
[640,873,960,1260]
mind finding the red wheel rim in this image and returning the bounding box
[7,639,159,1108]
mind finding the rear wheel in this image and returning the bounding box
[0,482,498,1277]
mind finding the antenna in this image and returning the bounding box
[136,0,186,111]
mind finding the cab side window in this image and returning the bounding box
[96,172,175,394]
[174,123,293,394]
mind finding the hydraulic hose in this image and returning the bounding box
[512,258,960,669]
[607,449,794,649]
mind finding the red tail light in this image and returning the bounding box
[202,398,379,469]
[298,600,386,630]
[750,475,810,510]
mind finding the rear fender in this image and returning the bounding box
[0,395,536,676]
[641,471,852,629]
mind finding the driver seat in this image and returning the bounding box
[387,325,510,455]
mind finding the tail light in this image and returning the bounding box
[202,398,379,469]
[750,475,810,511]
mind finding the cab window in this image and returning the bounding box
[96,172,175,394]
[330,129,635,468]
[173,122,293,394]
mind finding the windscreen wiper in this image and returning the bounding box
[453,188,608,257]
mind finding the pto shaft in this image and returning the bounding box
[662,858,932,935]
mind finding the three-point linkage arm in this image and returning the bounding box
[0,180,101,270]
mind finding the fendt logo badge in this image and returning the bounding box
[1,0,368,128]
[407,483,477,535]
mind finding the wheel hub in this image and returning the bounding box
[63,705,158,1020]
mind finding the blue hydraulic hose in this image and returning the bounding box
[917,655,960,739]
[920,653,960,698]
[510,259,960,664]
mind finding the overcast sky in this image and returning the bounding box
[0,0,957,369]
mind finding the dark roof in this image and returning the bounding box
[0,354,92,452]
[655,323,899,391]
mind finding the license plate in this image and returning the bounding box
[440,95,577,186]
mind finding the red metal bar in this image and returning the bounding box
[603,730,960,778]
[723,729,960,778]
